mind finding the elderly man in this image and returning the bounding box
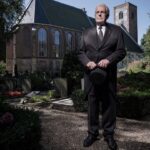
[77,4,126,150]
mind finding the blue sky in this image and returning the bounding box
[25,0,150,44]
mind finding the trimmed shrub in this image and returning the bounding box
[117,95,150,119]
[61,51,84,95]
[29,72,52,91]
[0,104,41,150]
[71,89,87,112]
[117,72,150,119]
[126,59,150,73]
[117,72,150,93]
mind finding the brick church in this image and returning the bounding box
[6,0,143,76]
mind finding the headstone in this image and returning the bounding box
[51,98,74,112]
[81,78,84,91]
[53,78,67,98]
[21,78,31,93]
[5,78,14,90]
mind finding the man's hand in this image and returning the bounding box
[97,59,110,68]
[86,61,97,70]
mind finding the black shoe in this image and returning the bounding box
[83,134,98,147]
[104,137,118,150]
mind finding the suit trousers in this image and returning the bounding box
[87,82,117,137]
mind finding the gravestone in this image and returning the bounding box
[53,78,67,98]
[81,78,84,91]
[5,78,14,90]
[21,78,31,93]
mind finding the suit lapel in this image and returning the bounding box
[90,27,101,50]
[89,24,111,50]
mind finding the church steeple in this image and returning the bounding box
[114,2,138,42]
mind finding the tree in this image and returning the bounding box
[61,51,84,95]
[141,26,150,59]
[0,0,25,60]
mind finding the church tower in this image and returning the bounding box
[114,2,138,42]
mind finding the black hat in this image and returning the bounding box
[89,68,107,85]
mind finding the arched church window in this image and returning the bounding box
[119,11,123,19]
[38,28,47,57]
[65,32,73,53]
[131,12,134,19]
[51,29,62,58]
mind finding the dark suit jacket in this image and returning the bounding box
[78,23,126,97]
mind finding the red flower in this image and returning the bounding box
[0,112,14,125]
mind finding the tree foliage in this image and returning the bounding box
[0,0,24,33]
[141,26,150,58]
[0,0,25,60]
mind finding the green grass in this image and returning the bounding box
[30,90,58,103]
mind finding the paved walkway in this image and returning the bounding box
[6,98,150,150]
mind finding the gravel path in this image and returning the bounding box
[39,109,150,150]
[6,98,150,150]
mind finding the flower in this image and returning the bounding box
[0,112,14,125]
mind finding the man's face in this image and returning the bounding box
[95,6,107,25]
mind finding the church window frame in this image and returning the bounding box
[51,29,62,58]
[131,12,134,19]
[119,11,123,19]
[65,32,73,53]
[38,28,48,57]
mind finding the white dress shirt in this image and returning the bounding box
[96,25,106,37]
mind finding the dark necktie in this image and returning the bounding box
[99,26,103,41]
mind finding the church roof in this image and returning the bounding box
[19,0,143,53]
[20,0,93,31]
[121,25,143,53]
